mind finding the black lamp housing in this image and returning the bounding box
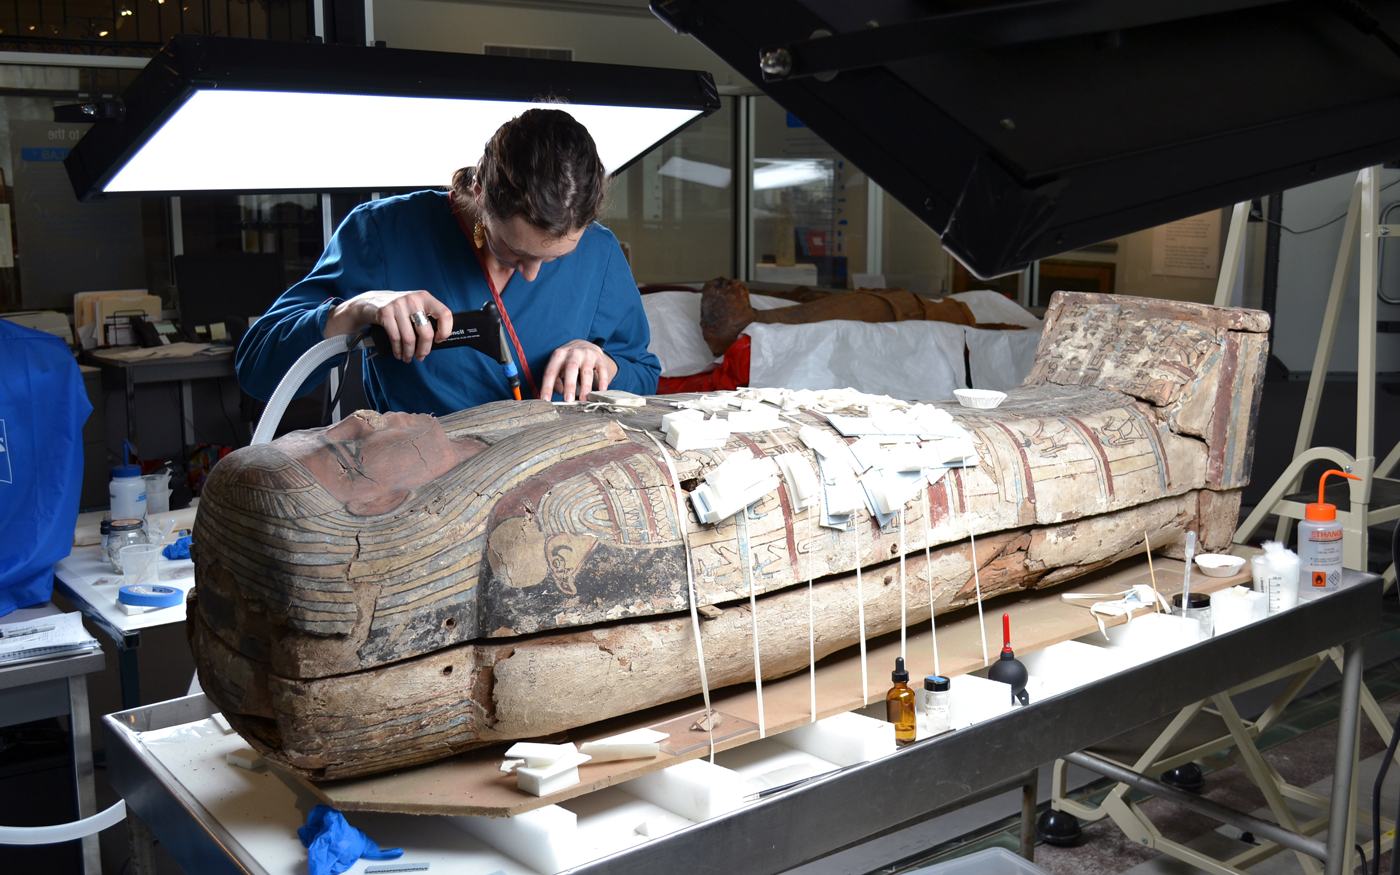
[63,34,721,201]
[653,0,1400,278]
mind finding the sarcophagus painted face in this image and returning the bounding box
[190,292,1270,780]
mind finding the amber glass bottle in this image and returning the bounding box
[886,656,917,745]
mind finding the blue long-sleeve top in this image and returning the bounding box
[236,190,660,415]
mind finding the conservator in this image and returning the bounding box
[236,109,660,415]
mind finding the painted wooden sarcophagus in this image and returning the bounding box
[189,292,1269,780]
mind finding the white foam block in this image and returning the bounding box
[517,751,592,797]
[947,674,1017,729]
[781,712,895,766]
[579,741,660,763]
[226,748,265,770]
[450,804,585,875]
[635,817,670,838]
[211,712,234,734]
[505,741,578,768]
[589,390,645,407]
[1018,639,1128,698]
[1093,611,1201,660]
[620,758,746,821]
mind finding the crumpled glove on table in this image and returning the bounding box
[297,804,403,875]
[162,535,192,560]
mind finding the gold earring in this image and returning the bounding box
[473,220,486,249]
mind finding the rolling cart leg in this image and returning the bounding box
[127,810,157,875]
[67,675,100,875]
[118,643,141,710]
[1324,636,1363,875]
[1020,769,1038,861]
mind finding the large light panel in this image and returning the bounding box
[105,91,704,193]
[63,35,720,200]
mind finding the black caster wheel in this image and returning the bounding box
[1159,763,1205,793]
[1036,808,1083,847]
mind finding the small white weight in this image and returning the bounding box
[226,748,265,770]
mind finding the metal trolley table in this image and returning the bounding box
[104,570,1383,875]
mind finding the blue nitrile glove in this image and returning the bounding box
[162,535,192,560]
[297,804,403,875]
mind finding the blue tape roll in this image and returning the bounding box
[118,584,182,608]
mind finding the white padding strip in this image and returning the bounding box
[953,460,989,666]
[899,508,907,661]
[644,431,715,760]
[924,484,941,677]
[739,511,766,738]
[808,496,818,723]
[854,523,868,704]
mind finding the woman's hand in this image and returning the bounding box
[324,290,453,363]
[540,340,617,402]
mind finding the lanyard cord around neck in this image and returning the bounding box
[449,197,539,400]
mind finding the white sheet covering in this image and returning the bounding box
[743,320,968,401]
[949,290,1044,329]
[642,290,791,377]
[965,326,1041,392]
[642,288,1043,391]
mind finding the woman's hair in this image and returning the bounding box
[451,108,607,237]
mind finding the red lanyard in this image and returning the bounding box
[448,197,539,400]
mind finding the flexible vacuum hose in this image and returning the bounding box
[251,334,355,445]
[0,800,126,844]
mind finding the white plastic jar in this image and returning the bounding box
[109,463,147,520]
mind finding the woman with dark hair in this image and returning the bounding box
[236,108,660,414]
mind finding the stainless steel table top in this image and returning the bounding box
[104,568,1384,875]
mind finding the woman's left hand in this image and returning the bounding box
[540,340,617,402]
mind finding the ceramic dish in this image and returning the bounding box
[1195,553,1247,578]
[954,389,1007,409]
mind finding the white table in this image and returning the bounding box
[54,543,194,709]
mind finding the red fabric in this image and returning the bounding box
[447,198,539,399]
[657,335,751,394]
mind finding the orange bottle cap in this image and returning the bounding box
[1304,501,1335,522]
[1307,469,1362,522]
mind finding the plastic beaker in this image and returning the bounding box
[121,544,161,588]
[144,472,172,516]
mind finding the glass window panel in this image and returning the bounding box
[753,96,880,289]
[602,97,733,284]
[178,193,321,293]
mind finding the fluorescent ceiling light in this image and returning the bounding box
[753,159,831,190]
[64,35,720,199]
[106,91,702,193]
[656,155,731,188]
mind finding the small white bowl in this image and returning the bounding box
[1195,553,1247,578]
[954,389,1007,409]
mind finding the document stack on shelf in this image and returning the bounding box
[0,612,101,667]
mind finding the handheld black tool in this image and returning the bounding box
[366,301,521,400]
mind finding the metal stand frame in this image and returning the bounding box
[1233,166,1400,583]
[1050,648,1385,875]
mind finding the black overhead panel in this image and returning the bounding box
[652,0,1400,278]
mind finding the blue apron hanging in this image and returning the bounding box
[0,319,92,616]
